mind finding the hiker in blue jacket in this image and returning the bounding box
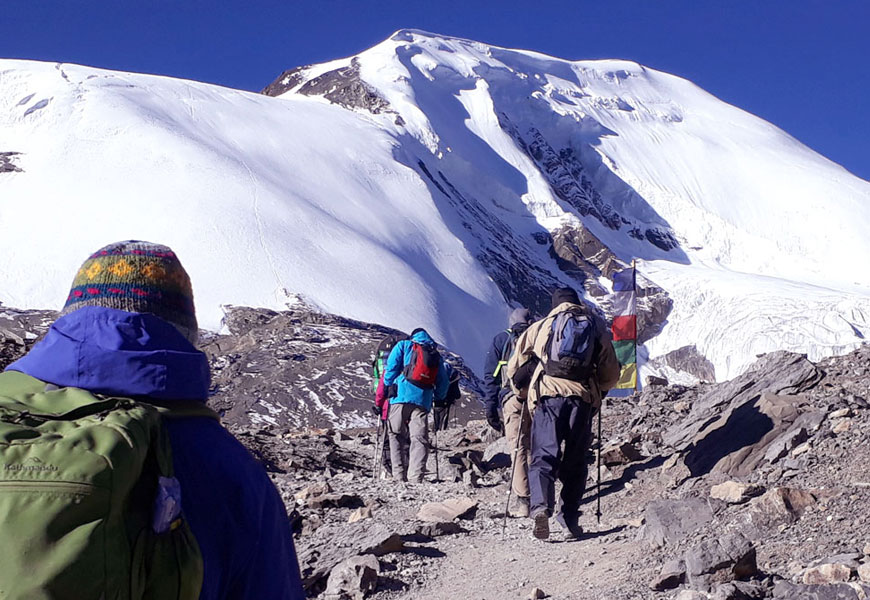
[4,241,304,599]
[382,328,450,482]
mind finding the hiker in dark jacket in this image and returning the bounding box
[483,307,534,516]
[432,362,460,432]
[506,288,619,540]
[382,328,449,482]
[4,241,304,599]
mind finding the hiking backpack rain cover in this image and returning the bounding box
[542,308,598,381]
[0,371,205,600]
[372,335,403,390]
[402,343,440,389]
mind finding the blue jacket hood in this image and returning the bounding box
[6,306,210,401]
[411,330,436,345]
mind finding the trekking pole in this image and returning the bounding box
[372,418,383,479]
[596,402,603,524]
[501,406,525,538]
[433,416,440,482]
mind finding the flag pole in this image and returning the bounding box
[631,259,638,393]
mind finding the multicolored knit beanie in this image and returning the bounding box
[61,240,198,343]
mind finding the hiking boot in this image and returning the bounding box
[509,495,530,518]
[556,512,583,539]
[532,510,550,540]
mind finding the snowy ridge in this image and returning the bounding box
[2,30,869,381]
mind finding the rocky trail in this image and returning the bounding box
[242,345,870,600]
[2,303,870,598]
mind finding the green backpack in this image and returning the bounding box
[0,370,214,600]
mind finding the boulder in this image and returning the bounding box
[858,563,870,583]
[417,497,478,522]
[528,587,548,599]
[649,559,685,591]
[748,487,815,531]
[803,564,852,585]
[664,353,822,477]
[685,532,757,588]
[710,482,764,504]
[641,498,713,547]
[324,554,380,600]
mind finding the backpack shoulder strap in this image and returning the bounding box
[492,329,515,378]
[153,401,221,421]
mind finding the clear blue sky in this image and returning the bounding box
[3,1,869,181]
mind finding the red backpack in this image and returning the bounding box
[402,342,441,389]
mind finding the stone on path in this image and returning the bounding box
[649,559,685,591]
[684,532,757,588]
[324,554,380,600]
[298,521,404,589]
[858,563,870,583]
[774,581,870,599]
[417,497,478,522]
[601,442,643,466]
[803,563,852,584]
[528,587,548,599]
[348,506,373,523]
[710,481,764,504]
[748,487,815,531]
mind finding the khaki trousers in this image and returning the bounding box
[388,403,429,482]
[503,393,531,498]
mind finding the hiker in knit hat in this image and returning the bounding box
[3,240,304,599]
[505,287,619,540]
[483,306,535,517]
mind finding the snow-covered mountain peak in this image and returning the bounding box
[2,33,869,382]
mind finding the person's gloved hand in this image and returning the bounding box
[371,406,381,417]
[486,409,503,434]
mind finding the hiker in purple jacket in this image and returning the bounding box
[5,240,304,599]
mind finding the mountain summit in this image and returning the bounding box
[2,31,868,378]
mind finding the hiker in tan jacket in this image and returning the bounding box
[506,287,619,540]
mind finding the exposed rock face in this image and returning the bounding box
[0,304,56,370]
[204,302,482,430]
[0,151,23,173]
[413,160,565,318]
[261,65,310,96]
[648,344,716,383]
[663,352,823,477]
[264,57,395,117]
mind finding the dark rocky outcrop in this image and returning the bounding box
[0,152,23,173]
[261,65,310,97]
[647,344,716,383]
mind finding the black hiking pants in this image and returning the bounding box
[529,395,595,524]
[432,405,451,431]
